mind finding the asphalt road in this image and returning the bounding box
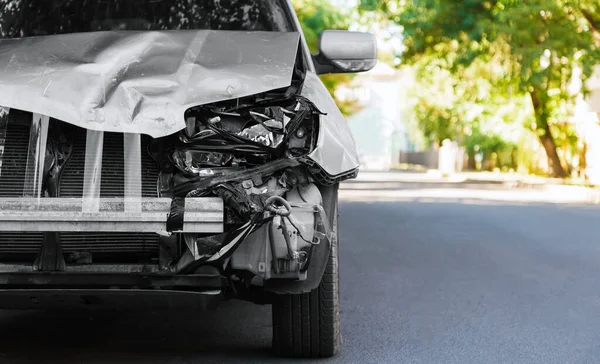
[1,173,600,363]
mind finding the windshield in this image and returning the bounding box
[0,0,293,38]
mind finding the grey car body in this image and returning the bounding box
[0,28,359,178]
[0,0,376,358]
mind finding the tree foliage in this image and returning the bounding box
[399,55,533,171]
[365,0,600,177]
[292,0,358,115]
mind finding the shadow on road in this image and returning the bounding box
[0,301,275,363]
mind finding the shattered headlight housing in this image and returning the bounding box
[148,95,325,271]
[149,95,320,213]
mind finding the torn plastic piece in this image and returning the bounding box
[171,150,233,173]
[182,158,301,197]
[0,107,9,178]
[249,111,281,126]
[184,233,221,262]
[166,197,185,233]
[82,130,104,213]
[124,133,142,213]
[158,168,240,197]
[264,119,284,129]
[205,215,262,263]
[23,113,50,200]
[214,184,261,220]
[312,204,333,245]
[238,124,283,147]
[179,128,217,143]
[180,213,266,268]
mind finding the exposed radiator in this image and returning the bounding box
[0,114,161,260]
[59,128,159,198]
[0,115,44,254]
[0,118,30,197]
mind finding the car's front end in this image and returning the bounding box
[0,0,377,358]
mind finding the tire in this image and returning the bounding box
[271,187,341,358]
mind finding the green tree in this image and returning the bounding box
[366,0,600,177]
[292,0,358,115]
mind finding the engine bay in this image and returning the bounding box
[150,95,334,282]
[0,91,334,285]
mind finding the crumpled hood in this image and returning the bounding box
[0,30,300,137]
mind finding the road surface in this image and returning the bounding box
[1,172,600,363]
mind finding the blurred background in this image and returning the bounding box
[293,0,600,186]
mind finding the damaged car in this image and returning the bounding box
[0,0,376,358]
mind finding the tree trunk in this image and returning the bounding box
[580,142,587,179]
[529,90,567,178]
[467,152,476,170]
[538,130,566,177]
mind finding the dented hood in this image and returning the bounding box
[0,30,300,138]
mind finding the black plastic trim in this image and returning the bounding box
[302,158,359,185]
[0,272,225,292]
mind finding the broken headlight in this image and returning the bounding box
[149,95,328,277]
[150,96,320,200]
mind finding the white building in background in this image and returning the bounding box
[337,62,408,170]
[579,73,600,185]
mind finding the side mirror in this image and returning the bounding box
[314,30,377,75]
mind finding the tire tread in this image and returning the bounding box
[272,187,341,358]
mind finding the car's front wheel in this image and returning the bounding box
[271,189,341,358]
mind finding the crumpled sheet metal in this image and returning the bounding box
[0,30,300,138]
[302,72,360,176]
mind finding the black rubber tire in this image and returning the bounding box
[271,187,341,358]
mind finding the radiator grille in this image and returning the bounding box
[60,233,159,253]
[0,122,30,197]
[0,118,44,254]
[0,233,159,255]
[0,114,161,260]
[59,130,159,198]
